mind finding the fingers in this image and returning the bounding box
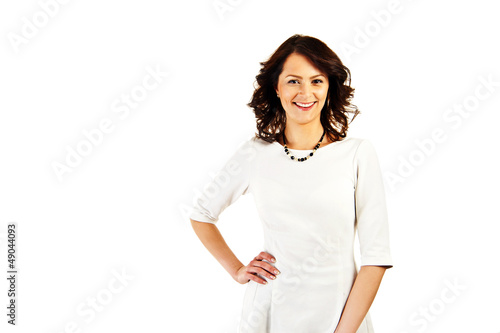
[254,251,276,263]
[246,251,280,285]
[246,272,268,285]
[249,260,281,277]
[252,252,280,275]
[247,266,279,283]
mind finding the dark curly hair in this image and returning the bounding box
[248,34,360,144]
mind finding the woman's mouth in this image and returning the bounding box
[294,101,316,111]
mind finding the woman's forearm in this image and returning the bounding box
[190,219,244,280]
[334,266,387,333]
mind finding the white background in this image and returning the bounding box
[1,0,499,332]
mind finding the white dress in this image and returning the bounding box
[190,135,393,333]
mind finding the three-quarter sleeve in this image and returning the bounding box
[353,139,393,268]
[189,137,255,224]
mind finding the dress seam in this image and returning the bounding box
[352,138,366,190]
[248,136,256,195]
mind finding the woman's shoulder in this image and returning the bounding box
[229,134,271,160]
[345,137,383,162]
[326,136,366,150]
[328,137,380,159]
[249,134,277,149]
[339,136,375,148]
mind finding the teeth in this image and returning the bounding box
[295,102,315,107]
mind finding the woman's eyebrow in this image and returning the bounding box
[285,74,326,79]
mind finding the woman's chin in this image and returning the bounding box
[288,113,320,126]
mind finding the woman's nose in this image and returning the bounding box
[298,83,312,97]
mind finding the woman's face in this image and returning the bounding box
[275,53,329,127]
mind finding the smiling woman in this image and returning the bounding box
[249,34,360,150]
[275,53,330,139]
[189,34,393,333]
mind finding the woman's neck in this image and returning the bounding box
[282,123,329,150]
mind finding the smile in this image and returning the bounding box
[293,101,316,111]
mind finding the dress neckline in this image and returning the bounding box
[271,137,348,151]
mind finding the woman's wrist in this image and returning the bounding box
[226,260,244,281]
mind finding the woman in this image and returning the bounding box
[190,34,393,333]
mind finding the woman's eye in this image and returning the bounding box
[287,79,299,84]
[313,79,323,84]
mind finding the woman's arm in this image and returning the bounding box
[334,265,388,333]
[190,219,279,284]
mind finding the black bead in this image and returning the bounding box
[291,156,295,160]
[309,152,313,156]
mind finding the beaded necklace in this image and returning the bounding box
[282,129,326,162]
